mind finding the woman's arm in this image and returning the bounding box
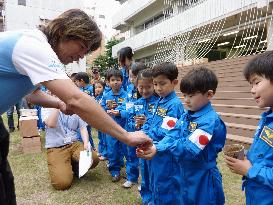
[41,79,151,147]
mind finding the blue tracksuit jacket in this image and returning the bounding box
[133,94,159,204]
[143,91,184,205]
[101,88,127,176]
[95,93,107,157]
[116,83,139,182]
[156,102,226,205]
[244,109,273,205]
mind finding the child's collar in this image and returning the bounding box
[83,84,90,89]
[140,94,158,102]
[160,91,176,103]
[187,102,213,117]
[111,87,124,96]
[262,108,273,118]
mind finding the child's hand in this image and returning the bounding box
[58,101,74,115]
[135,115,146,124]
[111,110,120,116]
[83,142,89,151]
[225,155,252,176]
[107,110,120,116]
[136,144,157,160]
[135,115,146,129]
[126,131,152,147]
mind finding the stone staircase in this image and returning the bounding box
[176,55,266,148]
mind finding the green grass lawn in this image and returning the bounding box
[3,114,245,205]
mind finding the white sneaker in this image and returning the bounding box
[122,180,135,188]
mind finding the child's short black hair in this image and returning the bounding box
[152,62,178,81]
[131,62,146,76]
[106,68,123,81]
[74,72,90,84]
[244,51,273,83]
[95,80,106,88]
[180,67,218,94]
[118,47,134,65]
[136,68,153,83]
[70,73,77,78]
[92,66,100,74]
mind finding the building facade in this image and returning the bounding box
[112,0,273,66]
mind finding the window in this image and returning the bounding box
[154,13,164,25]
[144,19,153,30]
[18,0,26,6]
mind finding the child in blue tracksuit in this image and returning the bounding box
[35,85,47,130]
[103,73,111,95]
[118,47,134,91]
[101,68,127,182]
[131,69,159,204]
[115,62,146,188]
[139,62,184,205]
[74,72,95,149]
[95,80,107,160]
[225,52,273,205]
[139,67,226,205]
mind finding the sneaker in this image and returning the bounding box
[122,180,135,188]
[9,128,15,133]
[112,175,120,182]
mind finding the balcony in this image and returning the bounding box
[115,0,127,4]
[112,0,264,57]
[112,0,157,29]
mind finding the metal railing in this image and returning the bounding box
[112,0,260,57]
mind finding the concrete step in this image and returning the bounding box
[218,112,260,126]
[179,71,246,81]
[216,69,245,77]
[219,80,249,87]
[211,98,256,106]
[178,55,255,70]
[179,97,256,106]
[175,90,253,99]
[214,91,252,98]
[179,64,246,75]
[176,91,252,98]
[209,58,252,66]
[216,72,244,80]
[217,75,246,82]
[208,62,247,69]
[226,122,256,138]
[226,134,253,148]
[213,104,265,115]
[217,85,250,92]
[209,56,254,66]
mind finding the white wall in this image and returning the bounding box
[4,0,86,73]
[5,0,84,30]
